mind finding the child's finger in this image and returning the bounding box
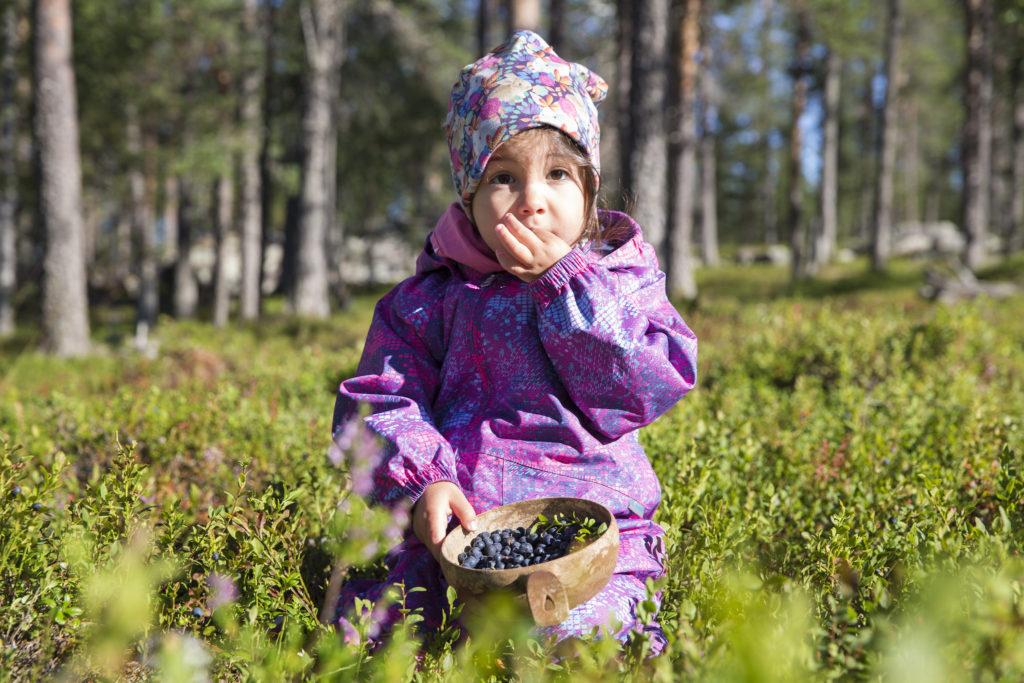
[427,498,448,546]
[449,489,478,532]
[495,223,533,266]
[504,213,544,250]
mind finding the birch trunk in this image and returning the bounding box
[35,0,90,356]
[212,174,233,328]
[259,0,275,304]
[127,104,158,348]
[1,1,19,336]
[871,0,901,272]
[615,0,633,201]
[238,0,263,321]
[294,0,342,318]
[162,173,178,263]
[549,0,565,52]
[815,48,840,268]
[628,0,670,263]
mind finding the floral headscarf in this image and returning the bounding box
[444,30,608,211]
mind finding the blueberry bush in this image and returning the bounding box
[1,256,1023,680]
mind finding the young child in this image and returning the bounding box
[331,30,697,656]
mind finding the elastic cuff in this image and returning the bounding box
[403,465,460,507]
[528,246,592,308]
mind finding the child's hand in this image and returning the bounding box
[412,481,478,562]
[492,213,573,283]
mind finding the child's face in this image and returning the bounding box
[470,131,586,256]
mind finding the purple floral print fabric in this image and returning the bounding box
[331,207,698,654]
[445,30,608,210]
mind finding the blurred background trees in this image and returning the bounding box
[0,0,1021,354]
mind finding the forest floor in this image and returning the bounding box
[2,254,1023,680]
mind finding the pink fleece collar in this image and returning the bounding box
[429,203,505,275]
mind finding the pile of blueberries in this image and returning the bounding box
[457,524,579,570]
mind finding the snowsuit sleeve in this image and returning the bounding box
[527,239,698,443]
[331,271,458,507]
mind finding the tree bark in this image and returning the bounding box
[238,0,263,321]
[1,1,19,337]
[667,0,699,300]
[294,0,342,318]
[173,177,198,319]
[506,0,540,36]
[902,98,920,224]
[1011,47,1024,253]
[161,172,178,263]
[549,0,565,52]
[787,5,811,280]
[627,0,670,263]
[759,0,777,245]
[961,0,993,270]
[127,104,158,348]
[815,48,841,269]
[615,0,633,203]
[698,39,719,268]
[871,0,902,272]
[478,0,492,56]
[212,174,233,328]
[259,0,275,312]
[34,0,89,356]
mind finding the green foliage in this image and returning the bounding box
[1,260,1024,678]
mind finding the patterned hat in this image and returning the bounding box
[444,30,608,210]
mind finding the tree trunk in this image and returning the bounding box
[34,0,89,356]
[667,0,699,300]
[549,0,565,52]
[814,48,840,269]
[1011,47,1024,253]
[871,0,901,272]
[902,98,920,224]
[962,0,993,270]
[173,177,198,319]
[259,0,275,312]
[698,39,719,268]
[478,0,492,56]
[1,1,19,337]
[127,104,158,348]
[161,172,178,263]
[759,0,777,245]
[294,0,342,318]
[212,174,233,328]
[627,0,670,263]
[506,0,540,36]
[615,0,633,202]
[787,5,811,280]
[858,67,875,245]
[238,0,263,321]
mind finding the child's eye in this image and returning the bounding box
[549,168,571,180]
[490,172,515,185]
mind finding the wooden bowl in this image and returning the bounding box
[439,497,619,627]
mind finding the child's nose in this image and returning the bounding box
[517,181,547,217]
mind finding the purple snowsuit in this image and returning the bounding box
[331,207,698,654]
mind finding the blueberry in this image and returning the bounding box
[464,557,478,568]
[458,553,466,563]
[10,485,20,496]
[528,533,538,543]
[192,607,204,618]
[472,538,484,549]
[516,526,526,535]
[471,548,482,558]
[212,552,221,561]
[513,554,524,563]
[536,544,546,553]
[484,545,497,557]
[32,502,43,512]
[495,561,505,570]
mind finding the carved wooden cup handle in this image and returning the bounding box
[527,570,569,627]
